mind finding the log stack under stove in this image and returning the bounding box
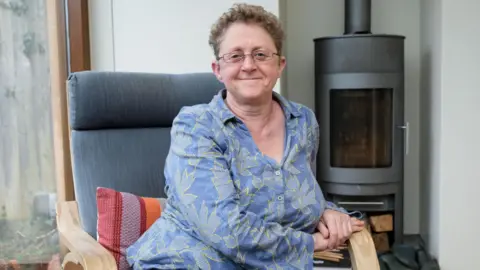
[366,213,394,254]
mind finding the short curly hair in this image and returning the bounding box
[209,3,285,59]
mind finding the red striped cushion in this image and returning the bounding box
[96,187,163,270]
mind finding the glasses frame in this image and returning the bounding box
[217,49,280,63]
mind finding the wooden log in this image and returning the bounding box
[372,232,390,253]
[313,250,343,262]
[365,220,372,233]
[348,228,380,270]
[369,214,393,232]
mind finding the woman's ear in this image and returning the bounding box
[211,60,222,81]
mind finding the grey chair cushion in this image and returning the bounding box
[68,71,224,238]
[68,71,224,130]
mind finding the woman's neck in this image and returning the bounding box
[225,93,274,125]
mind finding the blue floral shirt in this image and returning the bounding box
[126,89,343,269]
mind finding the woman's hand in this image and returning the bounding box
[319,210,365,249]
[312,232,329,251]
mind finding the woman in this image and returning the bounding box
[127,3,364,269]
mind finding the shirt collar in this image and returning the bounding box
[210,88,301,124]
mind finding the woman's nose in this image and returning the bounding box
[241,55,257,71]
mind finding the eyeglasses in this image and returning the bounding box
[218,50,279,63]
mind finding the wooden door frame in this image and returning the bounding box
[47,0,91,203]
[66,0,91,73]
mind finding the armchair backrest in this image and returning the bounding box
[68,71,224,238]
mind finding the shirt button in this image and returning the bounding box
[277,195,284,201]
[275,170,281,176]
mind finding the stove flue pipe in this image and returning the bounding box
[344,0,372,34]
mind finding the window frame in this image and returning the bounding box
[47,0,91,203]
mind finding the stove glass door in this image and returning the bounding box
[330,88,393,168]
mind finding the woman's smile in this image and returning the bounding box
[237,78,263,86]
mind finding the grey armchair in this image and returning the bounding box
[56,71,379,270]
[56,71,224,269]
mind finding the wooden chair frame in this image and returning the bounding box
[57,201,380,270]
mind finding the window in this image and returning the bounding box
[0,0,88,267]
[0,0,59,267]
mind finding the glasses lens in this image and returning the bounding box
[254,51,268,61]
[226,52,244,63]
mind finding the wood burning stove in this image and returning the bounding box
[314,0,407,244]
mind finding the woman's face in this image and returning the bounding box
[211,22,286,103]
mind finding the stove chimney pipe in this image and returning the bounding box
[344,0,371,35]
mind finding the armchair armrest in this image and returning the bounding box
[56,201,117,270]
[348,228,380,270]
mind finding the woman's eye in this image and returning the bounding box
[254,52,268,60]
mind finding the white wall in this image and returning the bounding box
[283,0,421,235]
[282,0,343,110]
[88,0,281,92]
[419,0,480,268]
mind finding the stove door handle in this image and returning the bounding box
[337,201,384,206]
[397,122,409,155]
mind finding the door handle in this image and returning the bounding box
[397,122,409,155]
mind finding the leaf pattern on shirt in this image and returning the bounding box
[176,169,197,205]
[286,175,317,213]
[251,175,264,190]
[192,241,226,270]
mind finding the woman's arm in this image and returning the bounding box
[165,107,314,269]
